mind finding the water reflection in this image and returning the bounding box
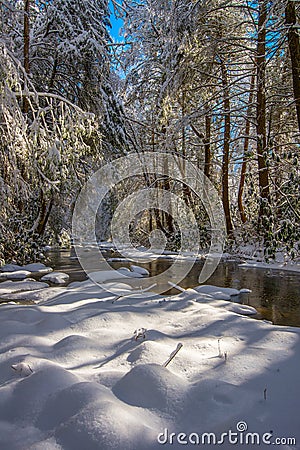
[46,250,300,327]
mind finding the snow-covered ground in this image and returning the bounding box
[0,272,299,450]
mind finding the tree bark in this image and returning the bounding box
[285,0,300,133]
[238,71,255,223]
[221,60,233,236]
[256,0,270,215]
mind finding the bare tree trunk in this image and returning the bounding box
[190,117,211,180]
[221,60,233,236]
[23,0,30,113]
[31,190,54,236]
[181,92,186,158]
[49,54,58,91]
[238,71,255,223]
[286,0,300,133]
[162,154,174,236]
[256,0,270,215]
[204,113,212,180]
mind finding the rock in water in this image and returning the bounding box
[130,265,150,276]
[41,272,69,284]
[0,270,31,280]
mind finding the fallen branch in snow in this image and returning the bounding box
[163,343,183,367]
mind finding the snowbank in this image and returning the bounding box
[0,280,49,296]
[0,280,299,449]
[0,270,32,280]
[239,261,300,274]
[0,262,53,275]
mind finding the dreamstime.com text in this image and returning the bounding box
[157,421,296,446]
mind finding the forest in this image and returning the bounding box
[0,0,299,264]
[0,3,300,448]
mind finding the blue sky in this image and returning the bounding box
[109,1,124,42]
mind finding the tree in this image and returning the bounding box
[285,0,300,133]
[220,59,233,235]
[0,0,114,262]
[256,0,271,216]
[238,70,256,224]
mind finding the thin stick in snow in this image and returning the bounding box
[167,281,186,292]
[163,343,183,367]
[218,338,222,357]
[112,283,158,303]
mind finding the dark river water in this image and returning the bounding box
[45,248,300,328]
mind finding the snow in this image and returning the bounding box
[239,261,300,274]
[0,280,299,449]
[87,269,145,284]
[0,280,49,296]
[0,270,32,280]
[0,262,53,274]
[23,263,53,274]
[118,267,144,277]
[0,288,64,304]
[130,265,150,276]
[226,303,257,316]
[41,272,70,284]
[240,288,252,294]
[11,362,34,377]
[193,284,240,298]
[0,264,23,272]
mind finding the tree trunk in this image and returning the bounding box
[23,0,30,113]
[285,0,300,133]
[256,0,270,215]
[204,113,212,180]
[31,190,54,236]
[238,71,255,223]
[49,53,58,91]
[190,118,211,180]
[162,154,174,236]
[221,60,233,236]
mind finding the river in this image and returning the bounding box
[46,248,300,328]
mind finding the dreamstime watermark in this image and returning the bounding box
[157,421,296,446]
[72,152,226,294]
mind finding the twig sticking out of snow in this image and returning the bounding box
[112,283,158,303]
[224,351,228,363]
[133,328,147,341]
[264,388,267,401]
[139,283,157,292]
[163,343,183,367]
[218,339,222,358]
[11,363,33,377]
[167,281,186,292]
